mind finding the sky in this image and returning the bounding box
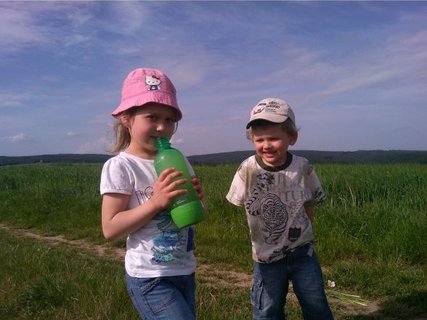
[1,1,426,157]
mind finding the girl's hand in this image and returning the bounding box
[192,176,204,200]
[151,168,187,211]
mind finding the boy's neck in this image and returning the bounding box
[255,152,293,171]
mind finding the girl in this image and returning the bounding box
[100,68,203,320]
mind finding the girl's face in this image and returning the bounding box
[123,103,177,159]
[251,124,296,167]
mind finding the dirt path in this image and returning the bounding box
[0,223,380,316]
[0,224,251,289]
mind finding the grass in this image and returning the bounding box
[0,164,102,240]
[0,163,426,319]
[0,228,137,320]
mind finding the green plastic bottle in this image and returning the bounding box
[154,137,205,228]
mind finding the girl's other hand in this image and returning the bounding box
[192,176,204,200]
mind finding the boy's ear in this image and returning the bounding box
[290,132,298,146]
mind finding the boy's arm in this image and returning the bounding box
[304,205,314,224]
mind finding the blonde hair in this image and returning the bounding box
[246,118,298,141]
[111,109,135,153]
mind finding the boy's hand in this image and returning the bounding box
[151,168,187,211]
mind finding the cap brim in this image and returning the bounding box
[246,115,288,129]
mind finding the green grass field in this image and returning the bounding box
[0,163,426,319]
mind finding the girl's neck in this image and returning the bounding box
[125,146,155,160]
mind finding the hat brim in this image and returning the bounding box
[112,91,182,120]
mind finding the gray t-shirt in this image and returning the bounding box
[226,153,326,263]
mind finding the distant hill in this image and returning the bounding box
[1,150,426,166]
[188,150,427,165]
[0,154,111,166]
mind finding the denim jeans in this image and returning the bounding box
[251,244,333,320]
[126,273,196,320]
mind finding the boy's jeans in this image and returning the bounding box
[251,244,333,320]
[126,273,196,320]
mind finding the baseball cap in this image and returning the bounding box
[111,67,182,120]
[246,98,295,129]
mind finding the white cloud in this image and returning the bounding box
[1,133,33,143]
[76,134,112,154]
[0,4,51,52]
[0,92,27,107]
[100,2,150,35]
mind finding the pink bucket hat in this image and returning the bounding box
[246,98,295,129]
[112,68,182,120]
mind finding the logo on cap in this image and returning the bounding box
[253,106,265,115]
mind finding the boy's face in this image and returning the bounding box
[251,123,296,167]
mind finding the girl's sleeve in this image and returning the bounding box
[185,157,196,176]
[100,157,133,196]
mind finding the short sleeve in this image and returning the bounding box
[185,157,196,176]
[100,156,134,195]
[226,163,247,207]
[304,163,326,206]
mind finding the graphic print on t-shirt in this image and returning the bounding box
[151,213,190,264]
[246,172,288,245]
[134,184,192,264]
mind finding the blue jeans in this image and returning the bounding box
[126,273,196,320]
[251,244,333,320]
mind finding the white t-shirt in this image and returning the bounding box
[226,153,326,264]
[100,152,196,278]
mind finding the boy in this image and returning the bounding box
[226,98,333,319]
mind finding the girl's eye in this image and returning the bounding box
[146,115,158,121]
[145,115,176,124]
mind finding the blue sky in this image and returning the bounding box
[1,1,426,157]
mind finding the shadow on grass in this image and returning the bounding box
[348,290,427,320]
